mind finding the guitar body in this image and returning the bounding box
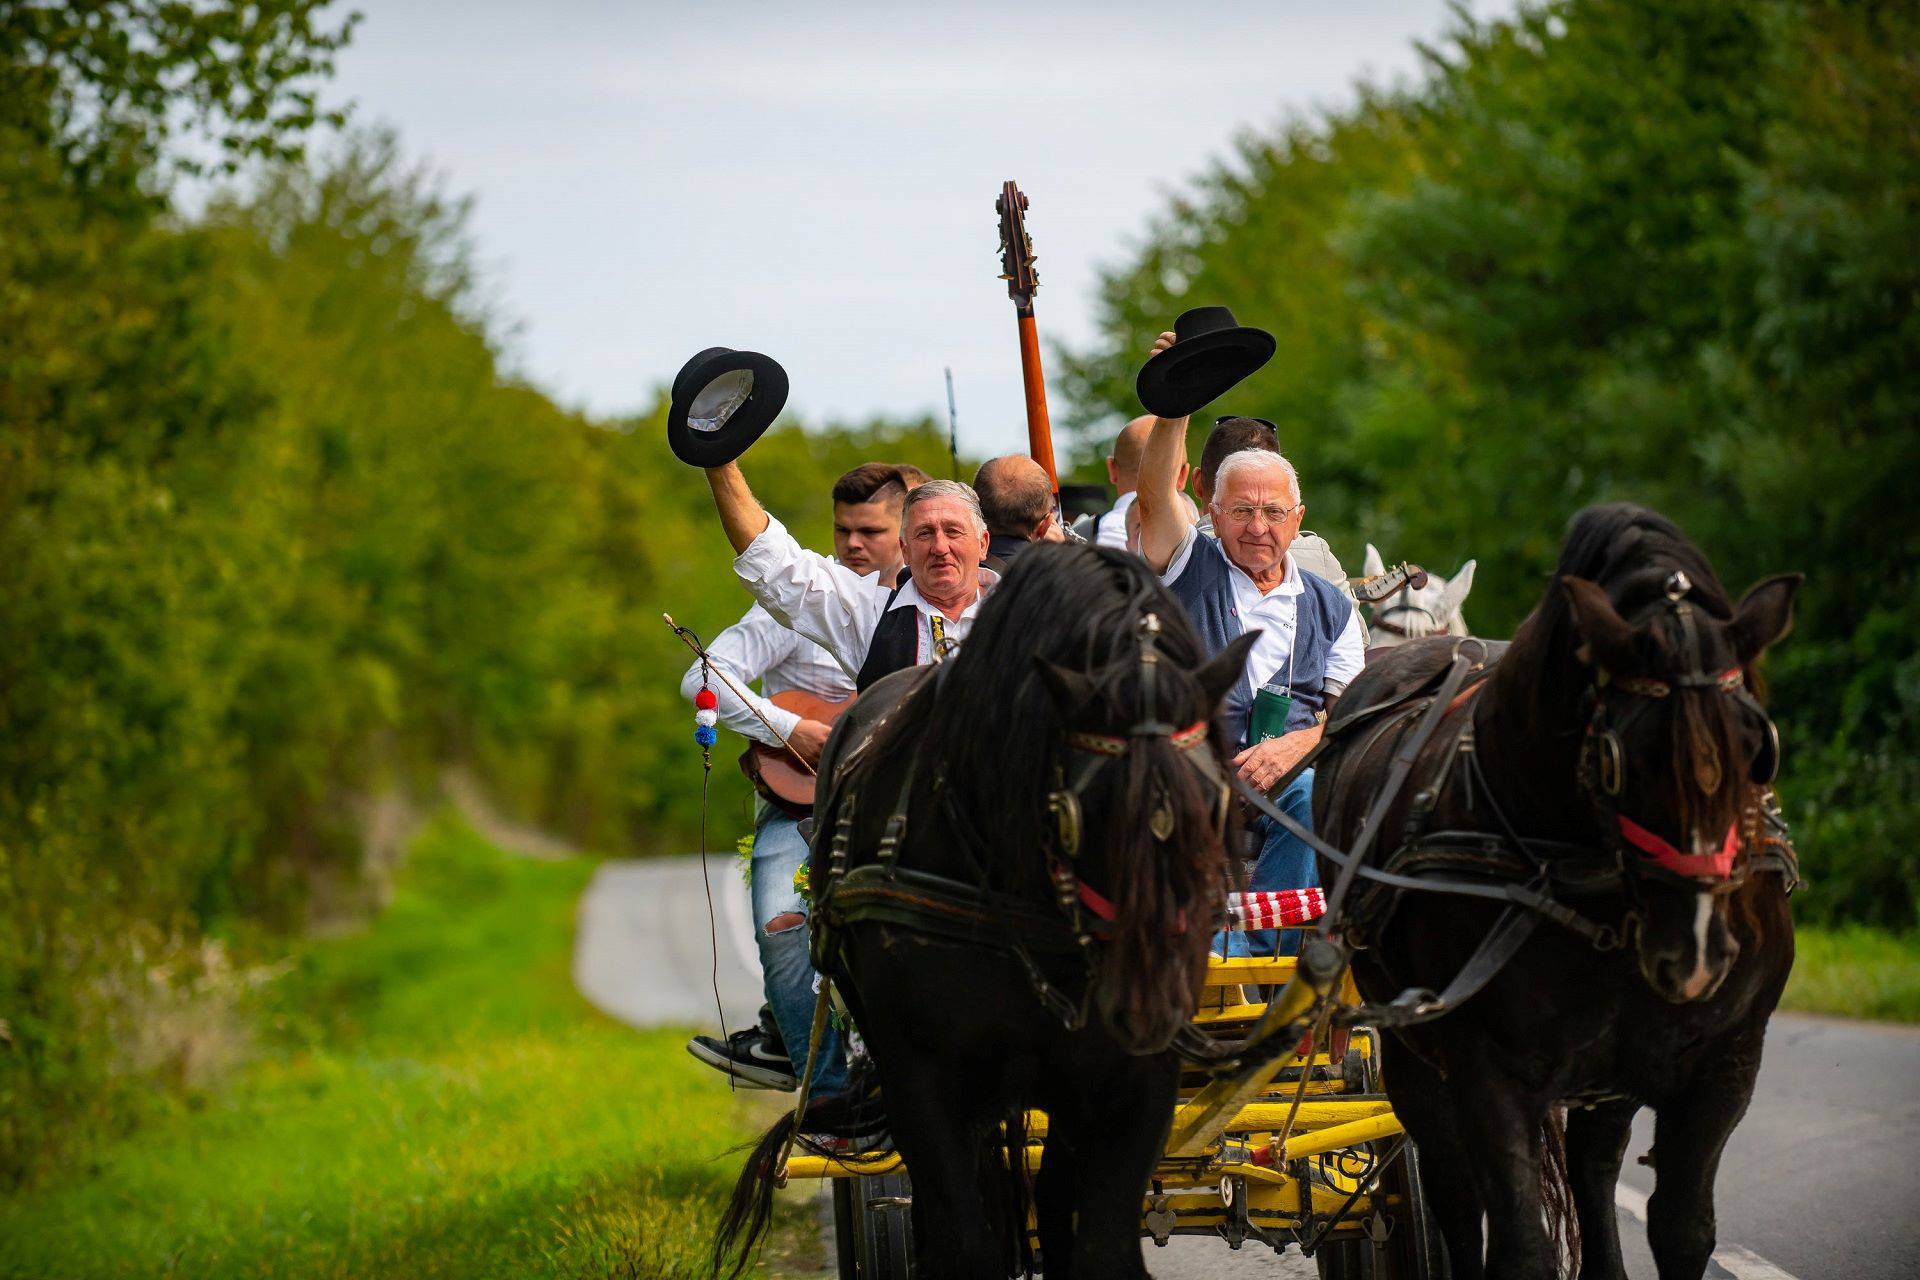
[739,688,855,814]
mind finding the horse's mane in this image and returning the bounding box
[859,541,1210,888]
[845,541,1229,1051]
[1500,503,1763,862]
[1503,502,1737,724]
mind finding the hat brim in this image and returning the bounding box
[1135,327,1277,418]
[666,349,789,467]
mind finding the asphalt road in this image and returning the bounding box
[576,856,1920,1279]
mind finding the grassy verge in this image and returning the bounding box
[1782,924,1920,1023]
[0,816,822,1279]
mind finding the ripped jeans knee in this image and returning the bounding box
[764,910,807,936]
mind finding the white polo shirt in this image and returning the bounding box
[1165,532,1366,697]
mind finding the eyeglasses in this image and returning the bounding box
[1212,416,1279,435]
[1218,502,1300,526]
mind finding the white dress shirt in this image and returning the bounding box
[1093,490,1136,549]
[1165,531,1366,697]
[733,515,999,680]
[678,602,855,747]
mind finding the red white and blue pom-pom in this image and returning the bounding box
[693,684,718,747]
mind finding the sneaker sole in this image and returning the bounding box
[686,1040,798,1091]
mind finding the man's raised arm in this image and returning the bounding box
[704,459,882,678]
[1133,330,1197,573]
[706,461,772,553]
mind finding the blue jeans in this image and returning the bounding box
[1215,768,1320,959]
[751,803,848,1093]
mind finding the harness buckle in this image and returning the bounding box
[1047,788,1083,859]
[875,812,907,868]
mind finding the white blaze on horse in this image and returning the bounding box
[1363,542,1477,646]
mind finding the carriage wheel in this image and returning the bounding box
[832,1178,858,1280]
[1311,1141,1439,1279]
[1314,1031,1441,1280]
[832,1168,915,1278]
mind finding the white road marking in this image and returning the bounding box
[1613,1183,1802,1280]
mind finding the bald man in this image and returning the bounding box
[974,454,1065,571]
[1079,415,1190,550]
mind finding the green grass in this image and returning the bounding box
[0,816,820,1279]
[1782,924,1920,1023]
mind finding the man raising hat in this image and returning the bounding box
[664,343,993,686]
[705,459,997,691]
[1136,328,1365,957]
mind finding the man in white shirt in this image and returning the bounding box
[1077,414,1189,550]
[707,458,997,690]
[684,462,911,1094]
[1138,332,1365,956]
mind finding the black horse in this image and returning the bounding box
[715,542,1255,1279]
[1313,504,1799,1280]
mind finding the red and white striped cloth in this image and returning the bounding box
[1224,888,1326,931]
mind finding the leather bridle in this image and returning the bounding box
[1576,570,1782,890]
[1373,580,1450,640]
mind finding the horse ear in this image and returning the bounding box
[1440,559,1476,617]
[1728,573,1802,663]
[1033,656,1097,716]
[1560,575,1636,668]
[1363,543,1386,578]
[1194,631,1261,708]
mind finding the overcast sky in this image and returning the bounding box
[327,1,1514,457]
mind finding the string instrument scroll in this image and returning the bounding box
[995,180,1058,490]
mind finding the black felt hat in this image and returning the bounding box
[666,347,790,467]
[1134,306,1276,418]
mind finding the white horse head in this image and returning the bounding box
[1363,543,1476,647]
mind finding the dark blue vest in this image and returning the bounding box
[1166,533,1352,746]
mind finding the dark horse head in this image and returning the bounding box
[887,540,1255,1052]
[1510,503,1799,1002]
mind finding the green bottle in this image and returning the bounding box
[1250,686,1294,744]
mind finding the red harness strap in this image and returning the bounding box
[1617,815,1739,880]
[1077,879,1118,921]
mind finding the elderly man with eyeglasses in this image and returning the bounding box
[1135,331,1365,956]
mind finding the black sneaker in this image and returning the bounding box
[687,1023,799,1091]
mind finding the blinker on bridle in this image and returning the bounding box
[1049,612,1222,859]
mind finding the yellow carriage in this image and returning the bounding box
[784,945,1436,1278]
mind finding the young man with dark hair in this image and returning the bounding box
[1195,416,1280,508]
[829,463,910,581]
[682,461,911,1093]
